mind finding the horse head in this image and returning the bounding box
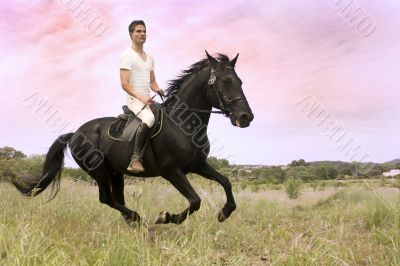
[205,51,254,128]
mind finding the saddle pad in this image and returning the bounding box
[107,105,163,142]
[108,115,141,142]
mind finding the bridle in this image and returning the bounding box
[208,66,247,117]
[160,66,247,117]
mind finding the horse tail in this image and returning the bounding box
[12,133,74,200]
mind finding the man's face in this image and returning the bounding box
[131,25,146,44]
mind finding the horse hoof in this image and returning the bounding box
[217,210,227,222]
[155,211,170,224]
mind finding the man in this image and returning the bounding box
[120,20,164,173]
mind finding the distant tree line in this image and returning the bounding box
[0,146,397,185]
[0,146,92,183]
[206,157,395,184]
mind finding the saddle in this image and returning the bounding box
[108,104,163,142]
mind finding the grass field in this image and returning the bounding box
[1,177,400,265]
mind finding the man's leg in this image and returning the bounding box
[127,122,150,172]
[127,107,155,173]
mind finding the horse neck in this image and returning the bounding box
[166,67,212,126]
[178,68,211,110]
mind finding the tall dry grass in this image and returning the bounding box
[0,178,399,265]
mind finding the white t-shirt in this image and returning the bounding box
[120,48,154,97]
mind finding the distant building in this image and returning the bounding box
[234,165,265,170]
[383,169,400,177]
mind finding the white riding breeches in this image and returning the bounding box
[127,96,155,128]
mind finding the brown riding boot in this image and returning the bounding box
[127,123,150,173]
[127,159,144,173]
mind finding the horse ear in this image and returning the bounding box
[230,53,239,68]
[205,50,218,69]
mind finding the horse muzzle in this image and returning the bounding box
[230,111,254,128]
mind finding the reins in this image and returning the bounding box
[158,91,224,114]
[160,106,224,114]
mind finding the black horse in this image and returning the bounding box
[12,51,254,225]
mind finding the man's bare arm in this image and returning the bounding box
[120,69,153,104]
[150,71,164,95]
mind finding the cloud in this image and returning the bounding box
[1,0,399,165]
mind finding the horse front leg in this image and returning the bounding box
[156,170,201,224]
[194,162,236,222]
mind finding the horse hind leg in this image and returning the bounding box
[109,173,141,223]
[88,166,141,224]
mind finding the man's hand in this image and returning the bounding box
[157,89,165,97]
[141,96,154,105]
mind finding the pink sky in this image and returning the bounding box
[1,0,399,166]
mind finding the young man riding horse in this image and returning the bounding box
[12,20,254,225]
[119,20,164,173]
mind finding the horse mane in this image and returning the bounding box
[165,53,231,98]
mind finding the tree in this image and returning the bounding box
[315,166,328,179]
[337,164,353,176]
[260,166,285,183]
[289,159,308,167]
[285,166,318,181]
[364,164,386,178]
[326,166,338,179]
[297,159,309,166]
[0,146,27,181]
[207,156,230,170]
[0,146,26,160]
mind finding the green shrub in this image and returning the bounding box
[285,177,302,199]
[0,159,16,182]
[12,155,44,178]
[63,168,92,182]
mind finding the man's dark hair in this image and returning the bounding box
[129,20,146,36]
